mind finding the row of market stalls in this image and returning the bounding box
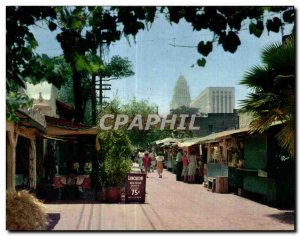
[154,137,182,172]
[153,122,294,207]
[6,94,98,201]
[6,111,97,189]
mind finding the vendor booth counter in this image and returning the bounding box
[53,175,91,188]
[52,175,91,200]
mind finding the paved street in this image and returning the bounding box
[46,164,294,231]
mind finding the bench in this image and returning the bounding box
[207,177,216,192]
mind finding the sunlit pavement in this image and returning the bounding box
[45,163,294,230]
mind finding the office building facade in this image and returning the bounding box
[190,87,235,114]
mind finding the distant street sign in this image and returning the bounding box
[125,173,146,203]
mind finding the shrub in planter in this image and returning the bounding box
[104,156,132,187]
[103,157,132,202]
[6,190,48,230]
[97,130,133,202]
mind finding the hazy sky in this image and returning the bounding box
[29,8,293,115]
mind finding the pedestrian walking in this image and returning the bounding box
[138,150,144,172]
[142,151,152,178]
[150,150,156,172]
[176,149,183,181]
[155,153,164,178]
[188,150,197,183]
[181,151,189,182]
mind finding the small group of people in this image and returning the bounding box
[135,147,199,182]
[137,150,165,178]
[176,149,198,183]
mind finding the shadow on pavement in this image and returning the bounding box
[45,200,97,204]
[47,213,61,230]
[267,211,295,225]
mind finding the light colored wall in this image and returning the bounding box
[238,112,253,129]
[190,87,235,113]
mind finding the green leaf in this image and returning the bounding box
[249,21,264,38]
[197,58,206,67]
[197,41,213,57]
[74,54,89,72]
[283,9,295,23]
[167,7,183,24]
[266,17,282,33]
[26,32,38,49]
[219,31,241,53]
[48,21,57,31]
[67,16,83,30]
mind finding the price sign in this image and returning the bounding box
[125,173,146,203]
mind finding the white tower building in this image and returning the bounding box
[170,75,191,110]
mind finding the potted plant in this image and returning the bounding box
[103,156,132,202]
[97,130,133,203]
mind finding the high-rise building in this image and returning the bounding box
[190,87,235,114]
[170,75,191,111]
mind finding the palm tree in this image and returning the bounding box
[240,35,295,157]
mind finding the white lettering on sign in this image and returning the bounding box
[131,189,140,195]
[128,176,143,181]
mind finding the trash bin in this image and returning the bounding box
[215,176,228,193]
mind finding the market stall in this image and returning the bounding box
[177,137,205,183]
[199,128,249,193]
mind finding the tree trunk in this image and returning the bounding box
[72,69,84,123]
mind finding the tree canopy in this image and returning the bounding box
[240,35,295,157]
[56,55,134,124]
[108,6,295,66]
[6,7,68,121]
[6,6,295,122]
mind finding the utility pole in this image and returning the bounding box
[95,32,111,111]
[91,29,113,124]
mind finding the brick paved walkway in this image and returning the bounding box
[46,163,294,231]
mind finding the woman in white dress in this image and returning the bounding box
[155,153,164,178]
[150,151,156,172]
[138,151,144,172]
[188,150,197,183]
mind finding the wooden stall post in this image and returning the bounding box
[7,129,18,191]
[29,139,37,189]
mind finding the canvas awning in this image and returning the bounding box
[177,127,250,147]
[199,127,250,143]
[155,137,179,145]
[177,137,204,147]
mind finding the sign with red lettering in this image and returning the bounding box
[125,173,146,203]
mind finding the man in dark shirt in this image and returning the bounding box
[176,149,183,181]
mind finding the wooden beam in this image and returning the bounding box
[222,138,227,162]
[207,143,211,162]
[46,125,97,136]
[16,126,37,140]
